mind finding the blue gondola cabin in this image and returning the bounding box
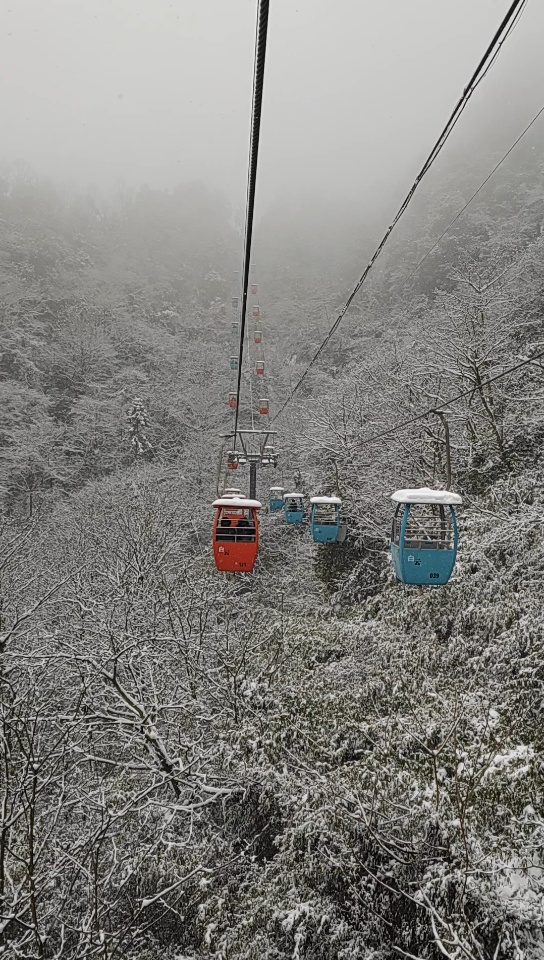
[269,487,284,510]
[284,494,304,524]
[310,496,341,543]
[230,356,238,370]
[390,487,462,586]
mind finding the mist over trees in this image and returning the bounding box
[2,106,544,960]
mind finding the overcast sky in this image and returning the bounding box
[1,0,542,214]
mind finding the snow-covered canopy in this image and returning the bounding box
[310,496,342,505]
[284,493,304,501]
[213,497,262,509]
[391,487,462,505]
[270,487,284,494]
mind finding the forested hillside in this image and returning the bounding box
[2,129,544,959]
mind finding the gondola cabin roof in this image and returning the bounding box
[284,493,304,500]
[310,496,341,505]
[213,497,262,509]
[391,487,462,506]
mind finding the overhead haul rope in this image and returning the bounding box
[294,101,544,456]
[292,100,544,457]
[291,101,544,459]
[352,347,544,450]
[232,0,270,448]
[271,0,530,424]
[407,100,544,282]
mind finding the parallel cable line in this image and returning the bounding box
[352,347,544,450]
[233,0,270,447]
[271,0,530,424]
[406,100,544,281]
[292,101,544,458]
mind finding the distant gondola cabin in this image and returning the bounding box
[254,330,262,344]
[230,356,238,370]
[256,361,265,375]
[231,321,239,334]
[262,445,276,465]
[232,297,239,309]
[284,494,304,524]
[390,487,461,585]
[223,488,242,498]
[310,496,341,543]
[228,392,237,409]
[269,487,284,510]
[226,451,238,470]
[258,398,269,415]
[251,283,258,295]
[213,497,261,572]
[252,305,260,318]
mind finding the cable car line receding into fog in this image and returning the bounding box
[270,0,530,427]
[213,0,530,578]
[214,0,269,572]
[231,0,270,449]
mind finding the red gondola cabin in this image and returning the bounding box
[254,330,262,344]
[251,283,258,295]
[256,361,265,375]
[228,392,237,409]
[213,497,262,572]
[226,451,238,470]
[252,305,260,318]
[259,398,269,415]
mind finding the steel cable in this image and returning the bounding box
[352,348,544,450]
[233,0,270,447]
[406,100,544,282]
[271,0,530,424]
